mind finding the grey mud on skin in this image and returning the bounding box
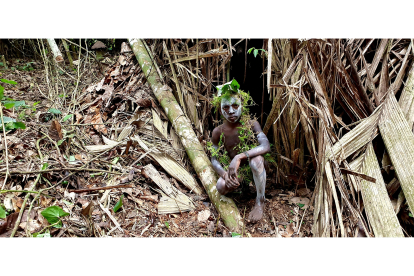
[210,94,270,222]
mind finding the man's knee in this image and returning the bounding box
[250,155,264,173]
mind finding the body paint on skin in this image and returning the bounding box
[221,96,242,123]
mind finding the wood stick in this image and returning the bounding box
[98,202,124,234]
[339,168,376,183]
[69,184,134,194]
[171,50,228,64]
[0,103,10,189]
[0,168,123,175]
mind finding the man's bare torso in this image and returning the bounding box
[212,120,261,160]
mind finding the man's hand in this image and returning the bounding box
[223,171,239,189]
[228,154,242,181]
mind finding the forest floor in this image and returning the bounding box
[0,54,314,238]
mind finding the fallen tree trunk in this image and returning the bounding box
[46,39,64,63]
[128,39,242,232]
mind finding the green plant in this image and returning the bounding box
[231,232,242,237]
[32,229,51,237]
[41,206,69,228]
[247,47,267,58]
[113,195,124,212]
[211,79,253,114]
[48,108,62,115]
[0,79,27,131]
[0,205,6,219]
[20,62,34,71]
[62,114,73,122]
[164,222,170,229]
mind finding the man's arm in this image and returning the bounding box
[228,121,270,179]
[211,128,226,178]
[240,120,271,160]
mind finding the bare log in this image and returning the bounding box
[46,39,64,63]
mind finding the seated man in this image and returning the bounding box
[210,80,270,222]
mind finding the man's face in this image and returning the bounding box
[221,95,242,123]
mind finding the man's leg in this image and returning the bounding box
[248,155,266,222]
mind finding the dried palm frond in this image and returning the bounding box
[350,143,404,237]
[143,164,195,214]
[132,135,203,195]
[379,93,414,215]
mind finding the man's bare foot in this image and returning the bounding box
[248,202,264,222]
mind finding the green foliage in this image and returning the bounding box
[0,79,17,85]
[164,221,170,229]
[410,212,413,218]
[21,62,35,71]
[0,116,26,131]
[0,116,15,124]
[297,203,305,209]
[62,114,73,122]
[41,206,69,228]
[2,100,26,109]
[231,232,241,237]
[5,121,26,131]
[0,79,27,131]
[33,230,51,237]
[0,205,6,219]
[113,195,124,213]
[212,79,254,115]
[48,108,62,115]
[10,62,35,72]
[0,78,17,100]
[247,47,267,58]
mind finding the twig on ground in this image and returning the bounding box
[69,184,134,194]
[98,201,124,234]
[296,207,307,235]
[0,103,10,190]
[242,207,246,237]
[10,174,41,237]
[272,216,281,238]
[0,190,48,195]
[0,168,123,175]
